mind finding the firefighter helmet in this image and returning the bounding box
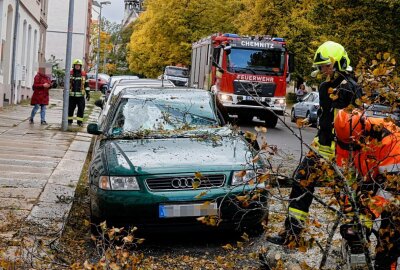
[334,109,371,143]
[313,41,350,72]
[72,59,83,66]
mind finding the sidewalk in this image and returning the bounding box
[0,90,94,255]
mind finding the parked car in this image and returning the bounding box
[87,88,267,233]
[87,73,110,91]
[104,75,140,94]
[364,103,400,126]
[98,79,176,126]
[158,66,189,86]
[291,91,319,126]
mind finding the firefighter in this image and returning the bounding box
[334,109,400,269]
[267,41,363,245]
[68,59,90,127]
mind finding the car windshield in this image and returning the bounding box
[227,48,285,75]
[165,67,189,78]
[109,95,219,137]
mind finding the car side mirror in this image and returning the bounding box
[87,123,102,135]
[94,99,103,109]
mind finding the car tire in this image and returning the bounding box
[263,114,278,128]
[90,203,104,236]
[290,108,296,122]
[306,111,316,127]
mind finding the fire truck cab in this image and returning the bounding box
[190,33,294,127]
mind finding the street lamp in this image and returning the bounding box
[93,1,111,91]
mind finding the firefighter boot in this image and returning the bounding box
[267,217,303,246]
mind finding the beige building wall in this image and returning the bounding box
[0,0,47,107]
[45,0,91,71]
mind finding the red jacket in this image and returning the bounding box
[31,73,51,105]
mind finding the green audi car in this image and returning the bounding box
[87,88,268,233]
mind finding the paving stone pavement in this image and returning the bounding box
[0,89,96,258]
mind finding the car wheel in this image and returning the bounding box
[306,111,316,127]
[90,202,104,236]
[290,108,296,122]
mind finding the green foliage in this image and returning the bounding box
[128,0,240,77]
[124,0,400,84]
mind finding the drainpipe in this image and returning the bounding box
[10,0,20,105]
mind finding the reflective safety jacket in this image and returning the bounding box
[355,119,400,179]
[70,69,90,97]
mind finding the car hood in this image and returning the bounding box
[102,135,252,175]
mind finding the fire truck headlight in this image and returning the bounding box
[274,98,286,106]
[218,93,233,102]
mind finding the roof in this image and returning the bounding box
[119,87,210,100]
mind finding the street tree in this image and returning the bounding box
[127,0,240,78]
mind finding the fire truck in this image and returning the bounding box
[189,33,294,127]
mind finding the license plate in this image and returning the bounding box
[244,96,260,101]
[159,203,218,218]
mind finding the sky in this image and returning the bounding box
[99,0,125,24]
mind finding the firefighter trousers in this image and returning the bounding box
[68,96,85,124]
[286,155,317,235]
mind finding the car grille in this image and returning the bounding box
[233,81,276,97]
[145,175,226,191]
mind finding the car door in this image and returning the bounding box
[295,93,310,118]
[304,93,316,116]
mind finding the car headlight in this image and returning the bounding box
[232,170,256,185]
[98,176,140,190]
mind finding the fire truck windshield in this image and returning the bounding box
[227,48,285,75]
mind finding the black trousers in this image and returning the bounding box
[68,96,85,124]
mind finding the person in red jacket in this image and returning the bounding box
[29,63,52,125]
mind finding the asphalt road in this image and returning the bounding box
[240,115,316,163]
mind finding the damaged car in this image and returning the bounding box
[87,88,268,233]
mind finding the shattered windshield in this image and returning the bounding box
[109,95,219,136]
[227,48,285,75]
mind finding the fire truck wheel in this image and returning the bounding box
[263,115,278,128]
[237,114,254,124]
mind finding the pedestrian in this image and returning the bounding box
[295,84,307,100]
[267,41,363,246]
[68,59,90,127]
[29,63,52,125]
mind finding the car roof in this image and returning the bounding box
[119,87,210,100]
[116,79,175,87]
[166,66,188,70]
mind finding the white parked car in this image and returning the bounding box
[97,79,176,126]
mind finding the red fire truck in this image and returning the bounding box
[189,33,294,127]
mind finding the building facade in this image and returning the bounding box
[45,0,91,72]
[0,0,48,108]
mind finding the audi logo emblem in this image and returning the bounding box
[171,177,199,189]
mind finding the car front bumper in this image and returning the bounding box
[90,185,267,231]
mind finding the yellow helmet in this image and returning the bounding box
[72,59,83,66]
[313,41,350,72]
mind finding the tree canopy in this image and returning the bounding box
[126,0,400,81]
